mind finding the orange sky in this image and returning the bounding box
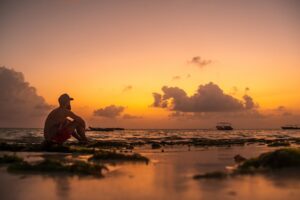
[0,0,299,128]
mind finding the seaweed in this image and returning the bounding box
[0,154,23,164]
[237,148,300,171]
[87,141,130,149]
[267,141,291,147]
[0,142,95,154]
[7,159,107,177]
[151,143,162,149]
[89,150,149,163]
[194,148,300,180]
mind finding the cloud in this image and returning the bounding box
[152,82,256,113]
[123,85,133,92]
[230,86,238,95]
[169,109,264,120]
[172,76,181,81]
[188,56,212,68]
[275,106,286,112]
[152,93,164,107]
[273,106,293,116]
[0,66,52,127]
[243,95,256,109]
[122,114,143,119]
[93,105,125,118]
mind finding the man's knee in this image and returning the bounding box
[73,120,85,129]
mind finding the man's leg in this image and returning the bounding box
[74,123,88,142]
[65,121,87,142]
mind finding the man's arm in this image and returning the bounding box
[66,110,86,128]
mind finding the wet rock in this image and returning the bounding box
[237,148,300,172]
[193,171,228,179]
[87,141,129,149]
[0,154,23,164]
[151,143,162,149]
[89,151,149,163]
[234,154,247,163]
[126,145,134,150]
[0,142,95,154]
[194,148,300,180]
[7,158,106,177]
[267,141,291,147]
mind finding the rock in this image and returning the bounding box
[151,143,162,149]
[89,150,149,163]
[193,171,228,179]
[237,148,300,172]
[267,141,291,147]
[234,154,247,163]
[0,154,23,164]
[8,159,107,177]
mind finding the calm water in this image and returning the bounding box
[1,128,300,143]
[1,128,300,200]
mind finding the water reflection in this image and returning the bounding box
[53,177,70,200]
[1,144,300,199]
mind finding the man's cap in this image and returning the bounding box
[58,93,74,105]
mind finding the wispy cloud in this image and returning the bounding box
[122,114,143,119]
[188,56,212,68]
[172,76,181,81]
[123,85,133,92]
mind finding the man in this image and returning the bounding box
[44,93,88,145]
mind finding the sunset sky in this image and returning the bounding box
[0,0,299,128]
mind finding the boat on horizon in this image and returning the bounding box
[216,122,233,130]
[88,126,125,132]
[281,125,300,130]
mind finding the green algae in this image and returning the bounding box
[7,158,107,177]
[238,148,300,172]
[0,154,23,164]
[0,142,95,154]
[267,141,291,147]
[89,150,149,163]
[194,148,300,180]
[87,141,132,149]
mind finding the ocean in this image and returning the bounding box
[1,128,300,144]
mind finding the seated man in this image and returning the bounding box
[43,93,88,145]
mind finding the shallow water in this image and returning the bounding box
[1,145,300,200]
[1,129,300,200]
[1,128,300,143]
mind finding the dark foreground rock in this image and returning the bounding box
[194,148,300,179]
[0,142,95,154]
[89,150,149,163]
[237,148,300,172]
[0,154,107,177]
[194,171,228,179]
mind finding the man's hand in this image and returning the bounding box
[66,110,86,128]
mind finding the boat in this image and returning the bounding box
[216,122,233,130]
[281,125,300,130]
[88,126,125,132]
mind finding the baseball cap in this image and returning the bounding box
[58,93,74,105]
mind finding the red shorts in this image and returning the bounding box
[51,127,72,144]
